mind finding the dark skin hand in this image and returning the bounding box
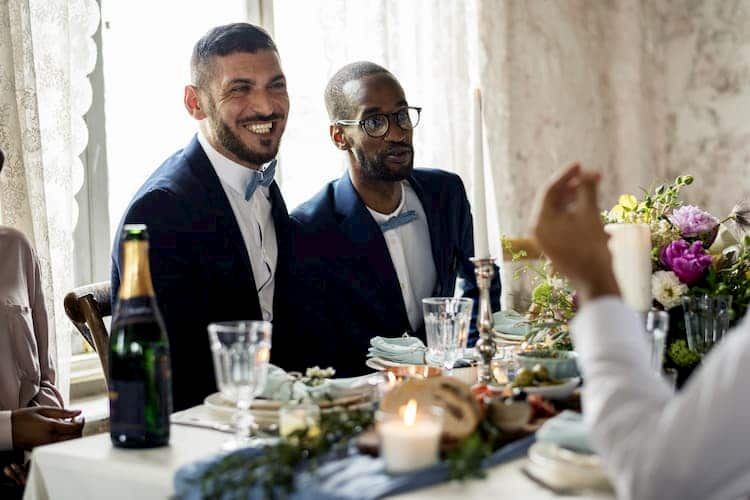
[11,407,84,451]
[530,162,620,305]
[3,462,27,487]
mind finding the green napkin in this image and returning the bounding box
[260,365,376,402]
[536,410,593,454]
[367,336,426,364]
[493,310,531,337]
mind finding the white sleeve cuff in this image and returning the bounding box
[0,410,12,450]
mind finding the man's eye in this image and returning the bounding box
[269,81,287,90]
[363,115,386,130]
[230,85,250,94]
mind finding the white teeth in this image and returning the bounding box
[244,122,273,134]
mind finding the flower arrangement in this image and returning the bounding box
[502,240,575,350]
[603,176,750,366]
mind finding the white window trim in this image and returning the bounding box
[70,0,278,390]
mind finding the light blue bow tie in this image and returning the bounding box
[244,159,277,201]
[379,209,418,232]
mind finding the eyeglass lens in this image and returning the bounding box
[362,108,420,137]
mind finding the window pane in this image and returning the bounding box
[101,0,246,241]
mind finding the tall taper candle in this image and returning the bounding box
[472,88,490,258]
[604,223,652,312]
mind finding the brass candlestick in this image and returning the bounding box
[471,257,496,385]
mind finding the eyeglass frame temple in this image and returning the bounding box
[332,106,422,129]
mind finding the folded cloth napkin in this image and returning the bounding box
[173,435,535,500]
[536,410,593,454]
[258,365,376,403]
[493,310,530,337]
[367,336,426,365]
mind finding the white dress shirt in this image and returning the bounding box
[571,297,750,500]
[367,182,437,332]
[197,132,277,322]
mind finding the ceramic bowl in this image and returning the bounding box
[517,350,580,379]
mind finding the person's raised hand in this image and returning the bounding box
[11,407,84,450]
[530,163,619,304]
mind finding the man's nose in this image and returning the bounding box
[384,117,407,142]
[247,89,275,117]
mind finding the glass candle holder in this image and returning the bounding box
[376,400,442,473]
[279,401,320,439]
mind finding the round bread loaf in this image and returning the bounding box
[380,376,481,442]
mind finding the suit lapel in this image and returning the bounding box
[408,174,449,296]
[333,171,410,331]
[269,180,290,313]
[182,137,260,314]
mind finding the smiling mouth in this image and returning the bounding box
[243,121,274,135]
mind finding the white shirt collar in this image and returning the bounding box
[197,131,275,198]
[367,182,408,223]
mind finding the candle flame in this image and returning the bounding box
[403,399,418,427]
[256,347,270,363]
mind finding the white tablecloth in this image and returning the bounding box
[22,411,614,500]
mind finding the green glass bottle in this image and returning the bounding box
[109,224,172,448]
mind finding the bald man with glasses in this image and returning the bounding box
[289,62,500,377]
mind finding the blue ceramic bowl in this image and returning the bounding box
[517,350,580,379]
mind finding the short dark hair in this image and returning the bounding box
[324,61,392,121]
[191,23,277,89]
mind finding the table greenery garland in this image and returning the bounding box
[195,405,507,499]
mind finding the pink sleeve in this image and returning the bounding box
[29,250,63,408]
[0,410,11,450]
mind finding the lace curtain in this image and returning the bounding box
[0,0,99,403]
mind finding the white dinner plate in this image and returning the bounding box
[527,441,611,492]
[521,377,581,400]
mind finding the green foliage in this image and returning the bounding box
[198,408,374,499]
[445,419,502,481]
[668,339,701,368]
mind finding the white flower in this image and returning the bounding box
[651,271,688,309]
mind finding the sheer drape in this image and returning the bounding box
[0,0,99,402]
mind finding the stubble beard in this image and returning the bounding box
[354,148,413,182]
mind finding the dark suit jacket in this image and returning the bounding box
[111,136,296,411]
[290,168,501,377]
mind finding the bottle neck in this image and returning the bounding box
[118,240,155,299]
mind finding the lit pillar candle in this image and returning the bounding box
[377,399,442,473]
[604,223,652,312]
[471,88,490,259]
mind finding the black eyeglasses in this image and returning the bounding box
[334,106,422,138]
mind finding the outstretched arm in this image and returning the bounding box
[531,163,750,500]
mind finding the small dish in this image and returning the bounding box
[517,350,579,379]
[519,377,581,400]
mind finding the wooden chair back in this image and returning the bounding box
[64,281,112,387]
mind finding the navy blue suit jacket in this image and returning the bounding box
[290,168,501,377]
[111,136,296,411]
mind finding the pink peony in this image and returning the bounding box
[660,240,713,285]
[668,205,718,237]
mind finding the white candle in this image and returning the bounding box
[604,223,653,311]
[378,400,442,473]
[471,88,490,259]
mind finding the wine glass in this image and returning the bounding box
[422,298,474,376]
[645,310,669,375]
[208,320,272,450]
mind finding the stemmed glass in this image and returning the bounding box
[422,298,474,376]
[208,320,272,450]
[645,310,669,375]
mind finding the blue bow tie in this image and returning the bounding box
[244,159,277,200]
[379,209,418,232]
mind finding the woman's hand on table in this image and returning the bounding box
[11,406,84,450]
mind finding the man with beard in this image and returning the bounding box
[112,23,298,410]
[290,62,500,376]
